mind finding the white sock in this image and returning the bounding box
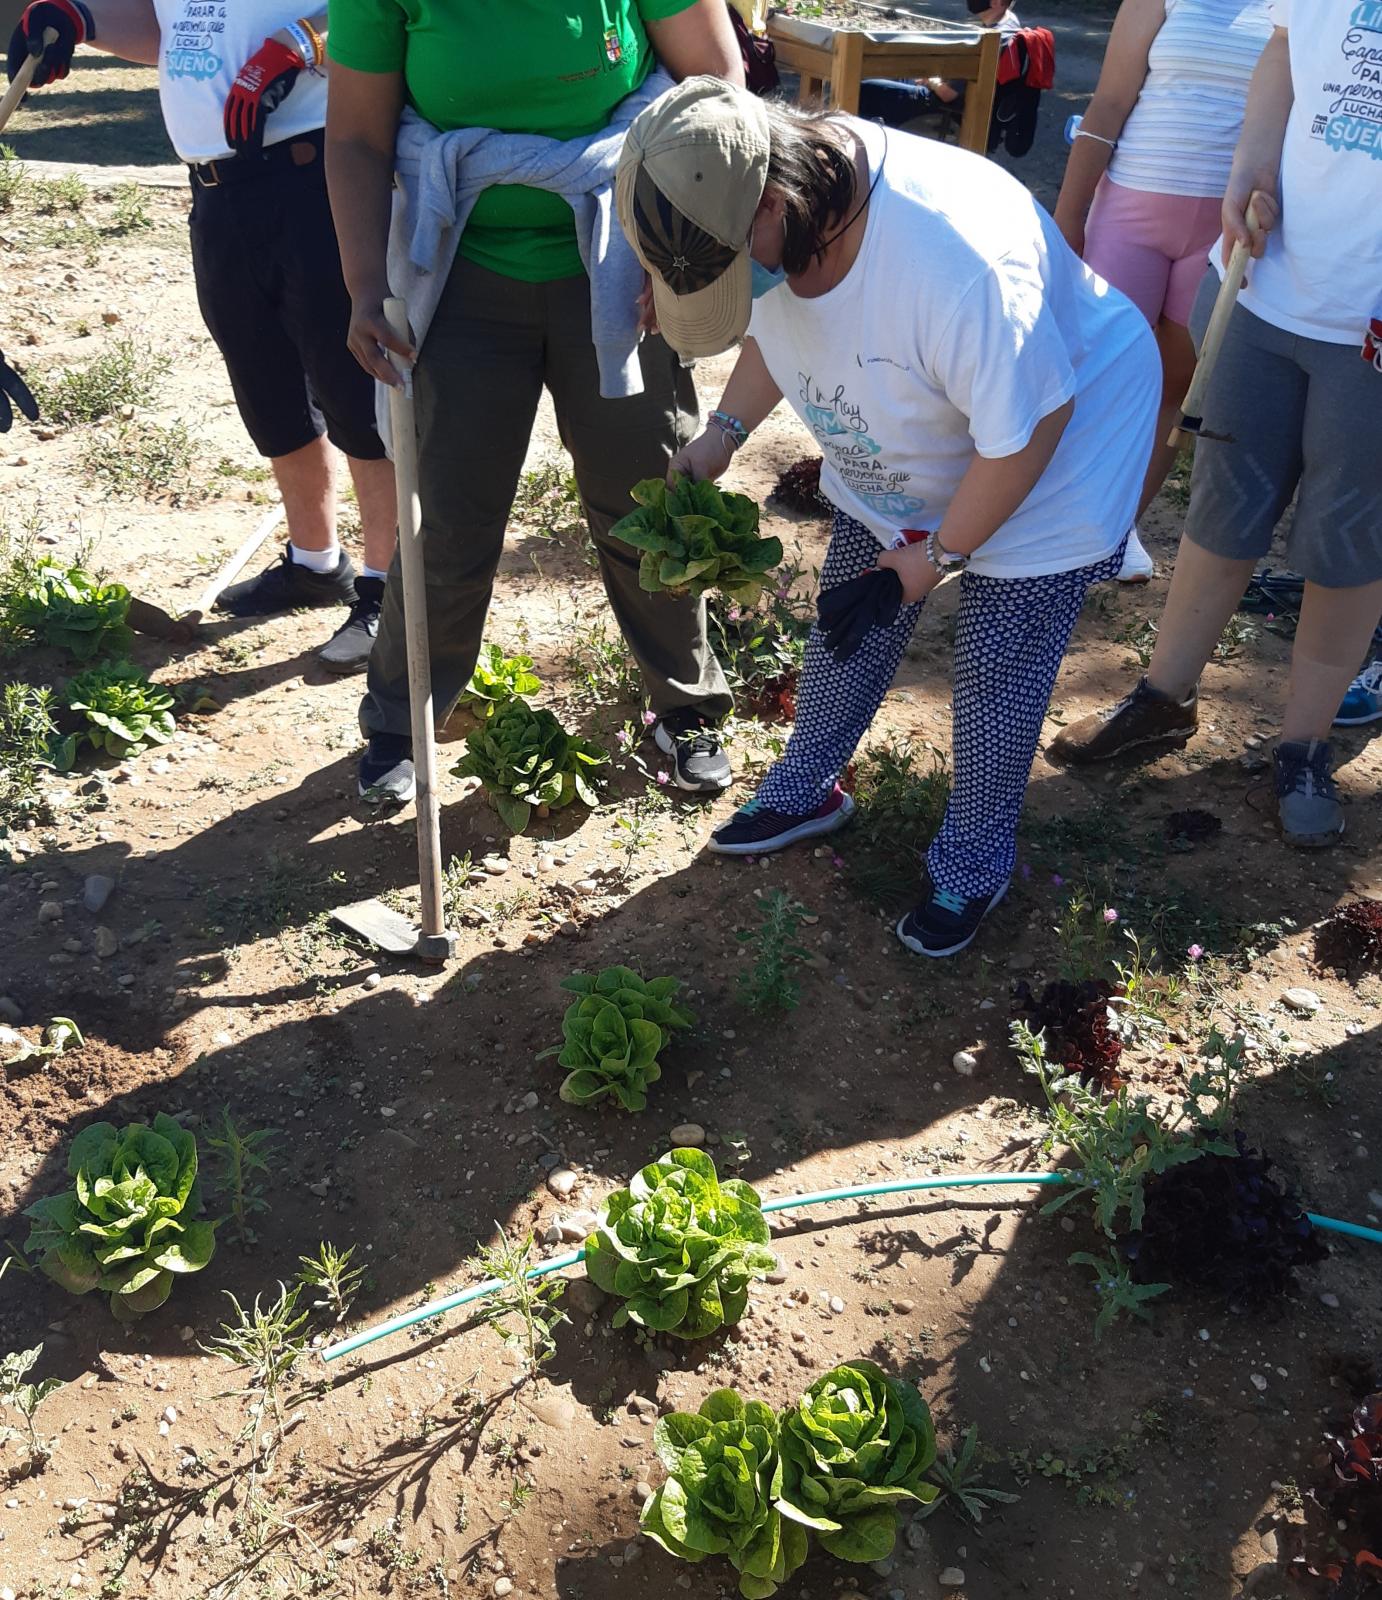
[360,565,390,581]
[289,540,341,574]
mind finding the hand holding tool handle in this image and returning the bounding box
[1168,201,1259,449]
[0,27,58,135]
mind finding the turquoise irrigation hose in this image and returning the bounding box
[320,1171,1382,1364]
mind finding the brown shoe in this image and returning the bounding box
[1049,676,1198,764]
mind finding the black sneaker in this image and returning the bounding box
[896,880,1009,958]
[654,709,732,794]
[709,785,854,856]
[215,544,358,617]
[1274,738,1343,848]
[358,732,415,807]
[318,577,384,675]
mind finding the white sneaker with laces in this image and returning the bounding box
[1116,527,1154,584]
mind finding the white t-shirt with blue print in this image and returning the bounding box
[155,0,327,164]
[747,120,1156,580]
[1226,0,1382,345]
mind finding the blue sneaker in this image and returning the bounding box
[709,786,853,856]
[1334,660,1382,727]
[896,881,1009,958]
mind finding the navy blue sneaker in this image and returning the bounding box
[709,785,854,856]
[896,881,1009,958]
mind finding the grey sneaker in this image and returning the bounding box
[1274,739,1343,847]
[318,577,383,675]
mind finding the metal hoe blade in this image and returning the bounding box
[331,898,425,956]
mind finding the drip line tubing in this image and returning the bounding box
[321,1170,1381,1364]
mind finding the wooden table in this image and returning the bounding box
[766,12,1002,156]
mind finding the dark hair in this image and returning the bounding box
[761,100,859,275]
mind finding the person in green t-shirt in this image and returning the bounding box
[325,0,744,806]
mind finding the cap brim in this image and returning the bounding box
[649,250,751,362]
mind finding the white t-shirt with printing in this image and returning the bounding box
[1108,0,1273,199]
[1221,0,1382,345]
[154,0,327,164]
[747,121,1159,580]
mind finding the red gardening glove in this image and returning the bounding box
[6,0,94,89]
[223,36,304,158]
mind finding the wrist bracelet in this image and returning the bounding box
[1072,128,1117,151]
[283,20,315,64]
[299,16,325,66]
[708,409,749,449]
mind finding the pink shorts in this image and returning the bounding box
[1083,177,1224,328]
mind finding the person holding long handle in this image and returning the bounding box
[1051,2,1382,841]
[5,0,397,672]
[1052,0,1271,581]
[618,79,1159,957]
[324,0,743,808]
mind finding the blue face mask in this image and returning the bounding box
[750,259,787,298]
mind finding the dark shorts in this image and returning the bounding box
[187,134,384,462]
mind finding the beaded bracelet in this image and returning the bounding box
[708,409,749,450]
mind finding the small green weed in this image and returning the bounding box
[566,616,640,705]
[845,740,951,911]
[30,338,169,426]
[0,144,25,211]
[79,420,200,505]
[203,1283,310,1476]
[440,851,477,924]
[737,889,812,1014]
[0,1343,66,1472]
[296,1241,365,1324]
[205,1110,278,1245]
[1119,616,1158,670]
[1070,1249,1171,1339]
[29,174,86,215]
[473,1223,568,1377]
[110,183,152,233]
[0,682,63,831]
[921,1425,1019,1524]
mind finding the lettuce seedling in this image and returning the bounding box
[777,1359,938,1561]
[7,557,132,660]
[584,1148,776,1338]
[540,966,693,1111]
[610,475,783,605]
[23,1113,216,1320]
[452,700,608,834]
[459,642,541,718]
[63,660,174,759]
[642,1388,809,1599]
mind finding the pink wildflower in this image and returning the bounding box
[641,709,657,727]
[656,769,670,786]
[1103,908,1119,925]
[1187,943,1204,961]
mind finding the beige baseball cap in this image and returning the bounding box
[616,76,771,360]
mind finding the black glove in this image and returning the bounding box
[6,0,94,89]
[0,351,38,433]
[815,568,903,664]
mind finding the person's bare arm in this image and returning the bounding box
[77,0,158,65]
[1221,25,1291,262]
[878,400,1075,602]
[644,0,745,85]
[324,60,407,385]
[1051,0,1165,256]
[669,336,781,482]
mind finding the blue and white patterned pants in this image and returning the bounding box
[757,511,1126,897]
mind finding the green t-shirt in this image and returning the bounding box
[328,0,697,281]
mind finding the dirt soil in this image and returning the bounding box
[1,58,1381,1600]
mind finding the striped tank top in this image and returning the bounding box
[1108,0,1274,198]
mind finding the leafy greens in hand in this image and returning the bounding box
[611,475,783,605]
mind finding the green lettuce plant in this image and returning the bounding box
[64,660,174,759]
[777,1359,937,1561]
[6,557,132,660]
[610,475,783,605]
[23,1113,216,1320]
[584,1148,776,1338]
[641,1388,808,1599]
[459,642,541,717]
[451,699,608,834]
[540,966,694,1110]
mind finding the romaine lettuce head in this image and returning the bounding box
[544,968,694,1111]
[23,1113,216,1320]
[641,1388,809,1599]
[452,701,607,834]
[777,1359,937,1561]
[610,475,781,604]
[584,1148,776,1338]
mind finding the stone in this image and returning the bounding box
[362,972,381,990]
[669,1123,705,1147]
[829,1295,845,1315]
[633,1481,653,1504]
[1281,987,1321,1016]
[892,1298,916,1315]
[940,1569,965,1588]
[82,875,116,913]
[493,1581,513,1598]
[546,1167,577,1199]
[1319,1292,1340,1309]
[558,1210,599,1242]
[38,900,62,924]
[520,1091,539,1112]
[1250,1373,1268,1392]
[952,1050,978,1077]
[566,1279,607,1318]
[484,859,510,877]
[94,927,118,960]
[0,997,20,1024]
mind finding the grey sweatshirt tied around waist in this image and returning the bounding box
[383,66,674,434]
